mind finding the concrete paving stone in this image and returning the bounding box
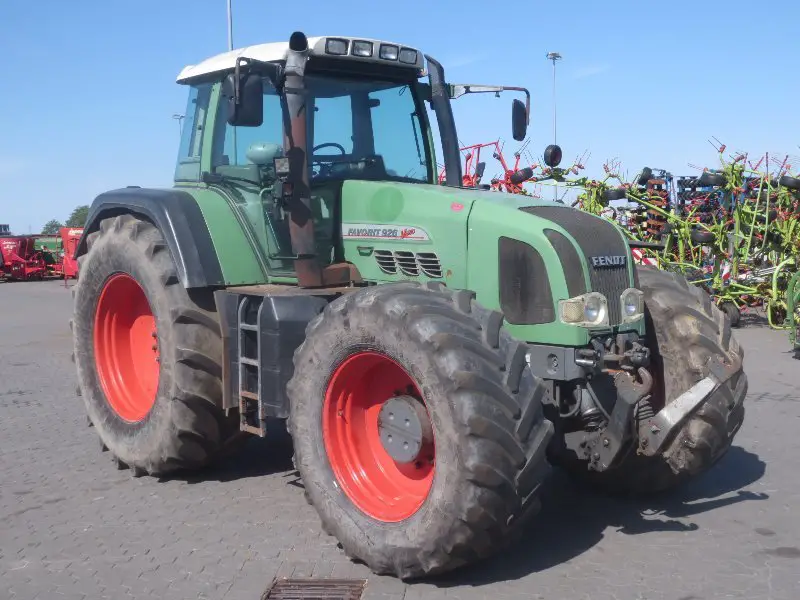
[220,568,278,599]
[2,281,799,600]
[309,561,337,578]
[50,591,88,600]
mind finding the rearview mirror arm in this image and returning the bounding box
[448,84,530,123]
[233,57,285,105]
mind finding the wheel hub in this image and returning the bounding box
[93,273,160,422]
[322,352,436,522]
[377,395,433,464]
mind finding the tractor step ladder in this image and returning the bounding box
[237,297,267,436]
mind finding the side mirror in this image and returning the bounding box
[512,99,527,141]
[543,144,562,168]
[475,161,486,180]
[222,72,263,127]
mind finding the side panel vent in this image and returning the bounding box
[372,251,443,279]
[394,251,419,276]
[374,249,397,274]
[416,253,443,278]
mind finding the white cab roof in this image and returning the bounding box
[176,36,424,83]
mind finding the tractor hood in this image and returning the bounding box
[337,179,641,346]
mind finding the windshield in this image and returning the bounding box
[306,75,431,183]
[214,74,433,185]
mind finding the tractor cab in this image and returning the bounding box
[175,32,529,287]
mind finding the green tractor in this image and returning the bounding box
[71,32,747,579]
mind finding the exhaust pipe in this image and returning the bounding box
[283,31,322,287]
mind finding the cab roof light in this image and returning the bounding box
[352,40,373,57]
[325,38,348,55]
[399,48,418,64]
[379,44,399,60]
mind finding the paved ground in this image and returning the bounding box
[1,280,798,600]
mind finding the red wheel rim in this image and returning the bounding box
[93,273,160,422]
[322,352,435,522]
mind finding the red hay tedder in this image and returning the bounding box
[439,140,539,195]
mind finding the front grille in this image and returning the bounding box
[521,206,631,326]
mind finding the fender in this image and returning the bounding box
[76,187,224,288]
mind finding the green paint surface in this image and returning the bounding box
[340,180,473,288]
[178,185,266,285]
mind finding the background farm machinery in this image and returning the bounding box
[618,153,799,334]
[0,227,83,282]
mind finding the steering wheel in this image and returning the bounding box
[311,143,347,178]
[312,142,346,156]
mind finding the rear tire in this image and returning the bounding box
[72,214,238,475]
[287,282,554,579]
[553,266,747,494]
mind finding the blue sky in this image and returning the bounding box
[1,0,798,232]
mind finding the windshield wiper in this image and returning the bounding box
[410,112,424,167]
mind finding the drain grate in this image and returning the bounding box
[262,578,367,600]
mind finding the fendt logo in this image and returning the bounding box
[591,255,626,268]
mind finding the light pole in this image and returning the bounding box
[227,0,237,162]
[546,52,562,201]
[227,0,233,51]
[546,52,562,145]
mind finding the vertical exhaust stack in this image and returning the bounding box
[283,31,323,288]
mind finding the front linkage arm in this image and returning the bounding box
[566,368,653,472]
[564,343,741,472]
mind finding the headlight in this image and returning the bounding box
[620,288,644,323]
[558,292,609,327]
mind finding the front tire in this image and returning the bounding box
[72,214,237,475]
[287,282,554,579]
[554,266,747,494]
[719,301,741,328]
